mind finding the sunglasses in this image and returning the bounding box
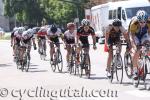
[139,21,146,24]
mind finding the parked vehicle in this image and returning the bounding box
[90,0,150,44]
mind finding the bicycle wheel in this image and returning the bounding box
[144,56,149,89]
[25,53,30,72]
[84,54,91,79]
[50,54,56,72]
[115,54,123,84]
[110,60,114,83]
[124,52,133,79]
[57,50,63,72]
[69,54,75,74]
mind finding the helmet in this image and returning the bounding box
[136,10,148,22]
[50,24,57,33]
[18,27,25,34]
[112,19,122,26]
[13,27,18,32]
[32,27,40,33]
[67,22,75,29]
[81,19,90,26]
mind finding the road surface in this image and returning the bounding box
[0,40,150,100]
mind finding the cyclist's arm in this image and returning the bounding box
[120,27,130,44]
[91,34,96,45]
[105,26,111,46]
[32,36,36,46]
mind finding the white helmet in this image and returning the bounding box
[81,19,90,26]
[27,28,34,36]
[18,27,25,34]
[13,27,19,32]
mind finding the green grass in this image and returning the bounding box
[0,33,11,40]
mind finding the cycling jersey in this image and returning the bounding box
[129,16,150,35]
[22,30,34,43]
[64,30,77,44]
[47,28,62,43]
[14,30,22,39]
[37,27,47,37]
[77,26,95,47]
[106,24,126,45]
[129,17,150,44]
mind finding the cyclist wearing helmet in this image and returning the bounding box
[76,19,97,65]
[64,22,77,67]
[37,26,47,54]
[47,24,63,62]
[105,19,129,78]
[129,10,150,79]
[20,29,37,60]
[13,27,26,61]
[11,27,19,58]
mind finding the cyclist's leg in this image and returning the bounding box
[132,36,140,79]
[106,37,113,72]
[76,44,82,64]
[66,44,71,64]
[14,38,20,58]
[38,37,41,53]
[83,44,90,65]
[50,42,54,61]
[27,41,31,60]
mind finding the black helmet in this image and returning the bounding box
[50,24,57,33]
[112,19,122,26]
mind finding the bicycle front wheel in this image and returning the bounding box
[124,52,133,79]
[57,50,63,73]
[144,56,150,89]
[115,54,123,84]
[85,54,91,79]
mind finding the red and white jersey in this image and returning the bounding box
[37,27,47,36]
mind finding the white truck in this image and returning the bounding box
[90,0,150,44]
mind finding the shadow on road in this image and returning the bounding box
[0,63,12,67]
[89,76,108,80]
[28,70,48,73]
[122,82,133,86]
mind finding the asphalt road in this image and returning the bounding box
[0,40,150,100]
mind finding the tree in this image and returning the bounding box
[3,0,90,27]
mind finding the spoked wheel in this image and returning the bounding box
[124,52,133,79]
[57,50,63,73]
[50,54,56,72]
[144,56,149,89]
[78,64,83,77]
[84,55,91,79]
[110,61,114,83]
[25,54,30,72]
[115,54,123,84]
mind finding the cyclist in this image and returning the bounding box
[105,19,130,78]
[12,27,26,61]
[11,27,19,57]
[64,22,77,67]
[37,26,47,55]
[129,10,150,79]
[47,24,63,62]
[76,19,97,65]
[21,28,37,60]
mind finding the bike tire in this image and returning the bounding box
[85,54,91,79]
[144,56,149,89]
[115,54,123,84]
[57,50,63,73]
[124,52,133,79]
